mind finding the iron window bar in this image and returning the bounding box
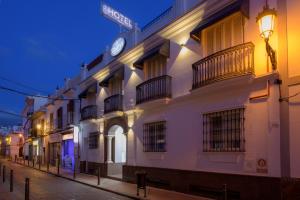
[203,108,245,152]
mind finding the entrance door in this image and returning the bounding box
[106,125,126,179]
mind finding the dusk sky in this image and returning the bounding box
[0,0,173,126]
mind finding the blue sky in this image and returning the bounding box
[0,0,173,125]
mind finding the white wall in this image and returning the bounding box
[80,121,102,163]
[289,85,300,178]
[128,81,281,177]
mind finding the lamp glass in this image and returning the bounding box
[258,14,275,39]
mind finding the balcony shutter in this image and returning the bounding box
[202,13,244,56]
[144,54,167,80]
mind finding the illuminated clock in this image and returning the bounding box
[110,37,126,57]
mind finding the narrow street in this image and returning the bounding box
[0,159,132,200]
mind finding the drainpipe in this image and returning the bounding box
[277,0,290,178]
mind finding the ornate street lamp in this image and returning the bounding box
[256,0,277,70]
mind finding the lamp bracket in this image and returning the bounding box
[265,39,277,71]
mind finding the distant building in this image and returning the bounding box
[5,131,24,159]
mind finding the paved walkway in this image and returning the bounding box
[10,158,211,200]
[0,159,132,200]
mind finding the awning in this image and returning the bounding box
[78,82,98,98]
[190,0,249,42]
[62,133,73,141]
[133,40,170,69]
[87,54,103,71]
[99,66,124,87]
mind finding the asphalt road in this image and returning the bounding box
[0,159,132,200]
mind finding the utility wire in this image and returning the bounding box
[0,109,26,118]
[0,85,79,101]
[0,75,50,94]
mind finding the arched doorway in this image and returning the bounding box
[106,125,126,179]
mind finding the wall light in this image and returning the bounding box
[256,0,277,70]
[36,124,42,130]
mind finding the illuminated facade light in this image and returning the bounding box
[256,1,277,70]
[36,124,42,130]
[256,4,276,40]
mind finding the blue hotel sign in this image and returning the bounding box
[101,3,134,30]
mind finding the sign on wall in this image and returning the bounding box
[101,3,134,30]
[110,37,126,57]
[256,158,268,173]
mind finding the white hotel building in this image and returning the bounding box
[23,0,300,199]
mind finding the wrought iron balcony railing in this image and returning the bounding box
[136,75,172,105]
[104,94,123,114]
[81,105,97,121]
[192,42,255,90]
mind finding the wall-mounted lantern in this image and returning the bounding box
[256,0,277,70]
[36,124,42,130]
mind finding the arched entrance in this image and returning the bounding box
[106,125,126,179]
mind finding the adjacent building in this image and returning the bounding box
[22,0,300,199]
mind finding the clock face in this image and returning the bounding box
[110,37,126,57]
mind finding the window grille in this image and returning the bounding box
[88,132,99,149]
[143,121,166,152]
[203,108,245,152]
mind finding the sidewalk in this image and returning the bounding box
[12,159,211,200]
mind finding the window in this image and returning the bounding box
[144,54,167,80]
[88,132,99,149]
[67,100,74,124]
[57,107,63,129]
[143,121,166,152]
[64,141,69,156]
[50,113,54,131]
[202,13,244,56]
[203,108,245,152]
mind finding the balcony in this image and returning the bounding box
[192,42,255,90]
[81,105,97,121]
[104,94,123,114]
[136,75,172,105]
